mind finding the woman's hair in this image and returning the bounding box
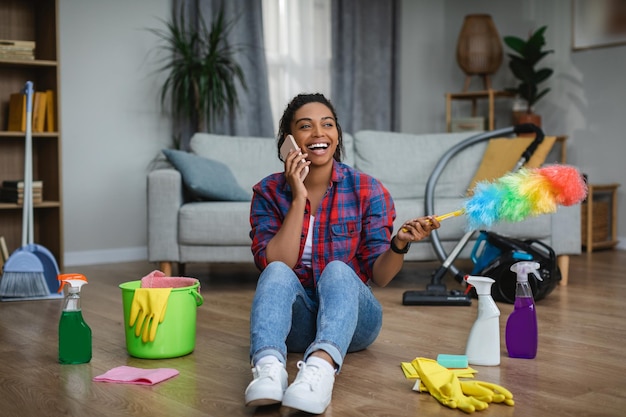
[276,93,344,162]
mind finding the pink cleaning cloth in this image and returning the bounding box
[93,366,179,385]
[140,270,199,288]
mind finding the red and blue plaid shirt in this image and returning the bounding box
[250,161,396,288]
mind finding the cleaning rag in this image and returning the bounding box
[93,366,179,385]
[141,270,199,288]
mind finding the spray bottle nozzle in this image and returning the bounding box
[510,261,541,282]
[57,273,88,293]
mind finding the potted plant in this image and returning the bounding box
[149,5,246,134]
[504,26,553,126]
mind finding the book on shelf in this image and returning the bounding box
[8,93,26,132]
[45,90,56,132]
[1,180,44,204]
[0,39,35,60]
[33,91,47,133]
[0,189,43,205]
[2,180,44,189]
[6,90,54,132]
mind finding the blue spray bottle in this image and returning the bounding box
[505,262,540,359]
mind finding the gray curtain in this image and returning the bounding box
[174,0,274,145]
[331,0,399,133]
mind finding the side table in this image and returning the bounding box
[581,183,620,253]
[445,89,515,132]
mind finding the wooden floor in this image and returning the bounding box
[1,250,625,417]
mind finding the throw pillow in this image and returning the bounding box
[467,136,557,195]
[162,149,251,201]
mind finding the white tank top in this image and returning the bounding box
[301,215,315,267]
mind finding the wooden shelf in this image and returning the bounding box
[0,58,57,67]
[0,0,63,268]
[0,131,59,137]
[445,89,515,131]
[0,201,61,210]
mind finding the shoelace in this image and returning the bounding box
[293,361,324,390]
[255,363,282,381]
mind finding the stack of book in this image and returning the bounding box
[0,180,43,205]
[6,90,56,132]
[0,39,35,60]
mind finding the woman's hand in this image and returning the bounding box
[397,216,440,244]
[284,149,310,197]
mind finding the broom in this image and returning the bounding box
[0,81,50,300]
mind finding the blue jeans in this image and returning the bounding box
[249,260,383,372]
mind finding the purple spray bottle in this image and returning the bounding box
[505,261,541,359]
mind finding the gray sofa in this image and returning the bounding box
[148,131,580,283]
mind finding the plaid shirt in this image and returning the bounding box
[250,161,396,288]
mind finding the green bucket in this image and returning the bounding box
[119,280,203,359]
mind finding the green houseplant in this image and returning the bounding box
[149,5,246,134]
[504,26,553,122]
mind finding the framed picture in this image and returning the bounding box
[572,0,626,50]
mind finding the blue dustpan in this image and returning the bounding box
[17,244,61,294]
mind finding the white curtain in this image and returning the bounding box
[262,0,332,135]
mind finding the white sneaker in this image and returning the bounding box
[282,360,335,414]
[245,361,288,407]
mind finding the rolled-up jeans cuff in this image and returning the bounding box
[304,341,343,373]
[251,348,286,368]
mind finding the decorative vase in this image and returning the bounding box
[456,14,503,91]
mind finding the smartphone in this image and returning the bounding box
[280,135,309,180]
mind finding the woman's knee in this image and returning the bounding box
[259,261,298,285]
[318,260,360,289]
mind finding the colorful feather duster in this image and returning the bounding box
[462,164,588,230]
[413,164,588,232]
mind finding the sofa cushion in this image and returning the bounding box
[162,149,251,201]
[190,133,283,193]
[191,132,357,190]
[467,136,557,192]
[353,131,487,199]
[179,201,252,245]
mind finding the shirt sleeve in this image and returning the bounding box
[357,175,396,278]
[249,176,285,271]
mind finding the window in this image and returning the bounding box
[262,0,332,133]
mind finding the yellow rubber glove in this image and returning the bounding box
[460,380,514,406]
[129,288,172,342]
[412,358,488,414]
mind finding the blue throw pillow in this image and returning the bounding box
[162,149,251,201]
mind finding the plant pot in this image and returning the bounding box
[513,112,542,132]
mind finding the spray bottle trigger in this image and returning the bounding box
[57,273,88,293]
[530,270,543,282]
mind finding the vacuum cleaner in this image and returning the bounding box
[402,124,545,306]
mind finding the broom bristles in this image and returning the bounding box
[0,251,51,299]
[0,271,50,298]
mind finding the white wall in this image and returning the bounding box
[58,0,625,266]
[59,0,171,265]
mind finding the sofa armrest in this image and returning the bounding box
[148,168,184,262]
[550,204,582,255]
